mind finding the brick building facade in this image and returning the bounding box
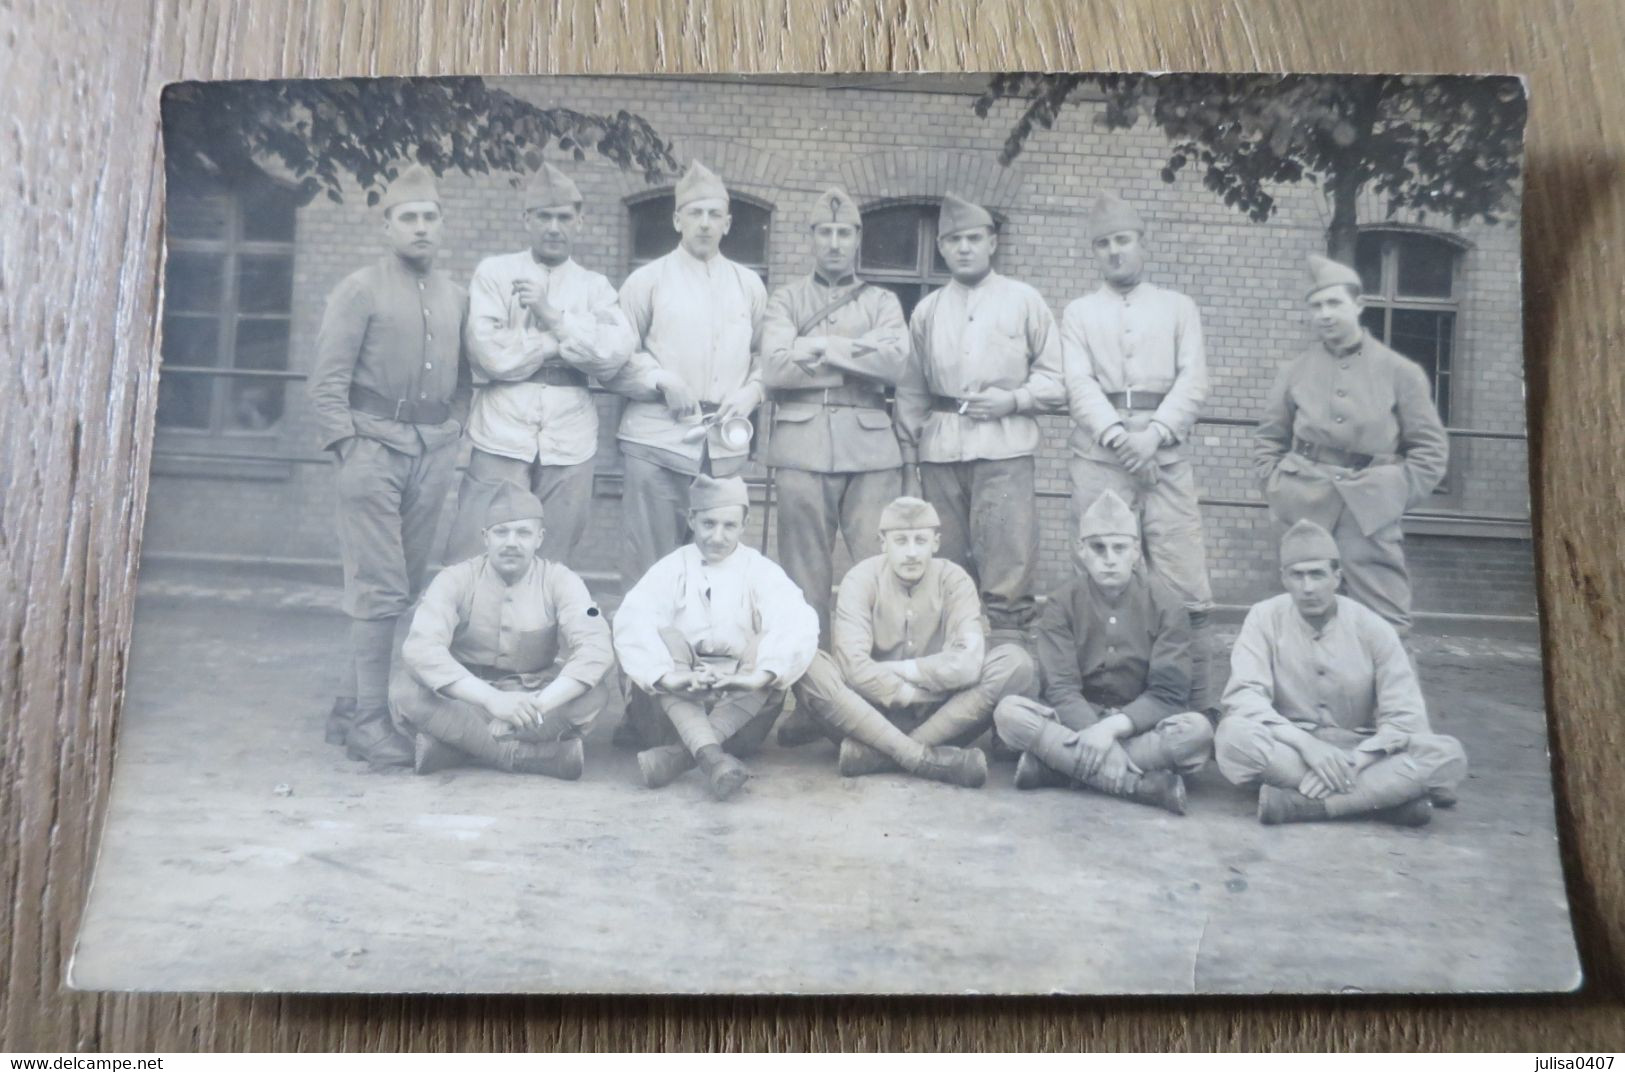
[144,75,1534,617]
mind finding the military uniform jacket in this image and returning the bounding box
[759,274,909,472]
[1061,281,1207,465]
[1034,569,1192,734]
[401,556,614,693]
[307,256,467,455]
[1255,331,1449,536]
[832,555,986,709]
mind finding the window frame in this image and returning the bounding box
[155,181,301,478]
[857,197,1002,321]
[623,189,774,286]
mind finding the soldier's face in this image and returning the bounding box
[674,198,732,259]
[1308,286,1364,346]
[811,222,859,279]
[484,518,545,580]
[525,204,580,265]
[1078,534,1141,592]
[1283,559,1341,619]
[938,226,996,281]
[881,527,941,584]
[1093,229,1146,287]
[384,201,443,261]
[690,505,748,564]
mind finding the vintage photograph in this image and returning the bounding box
[70,71,1577,995]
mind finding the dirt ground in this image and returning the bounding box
[70,567,1580,995]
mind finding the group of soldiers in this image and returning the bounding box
[305,156,1467,827]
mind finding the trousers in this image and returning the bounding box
[773,467,902,646]
[794,645,1036,759]
[919,456,1039,631]
[1214,717,1467,813]
[335,436,458,620]
[444,448,595,568]
[391,664,610,769]
[993,694,1214,777]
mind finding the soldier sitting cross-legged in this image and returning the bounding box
[993,490,1213,814]
[791,496,1036,786]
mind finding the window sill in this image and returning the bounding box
[150,439,297,481]
[1403,515,1531,541]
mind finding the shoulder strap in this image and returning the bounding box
[795,281,873,336]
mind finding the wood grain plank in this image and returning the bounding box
[3,0,1623,1051]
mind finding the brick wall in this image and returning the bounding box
[143,76,1534,614]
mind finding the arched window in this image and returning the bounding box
[626,192,772,285]
[857,200,955,321]
[1355,229,1465,424]
[158,176,299,436]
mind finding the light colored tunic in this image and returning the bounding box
[401,556,614,693]
[1220,593,1432,753]
[895,271,1065,464]
[464,252,634,466]
[611,246,768,472]
[613,544,819,692]
[1061,281,1208,464]
[832,555,985,709]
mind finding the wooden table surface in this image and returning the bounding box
[4,0,1623,1052]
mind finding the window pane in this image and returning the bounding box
[1387,308,1454,421]
[1396,235,1455,298]
[722,202,769,268]
[861,206,925,272]
[629,195,676,261]
[242,191,297,243]
[227,379,286,431]
[162,314,222,367]
[237,255,294,315]
[234,318,290,371]
[168,193,230,241]
[1355,235,1384,295]
[1359,306,1387,340]
[164,251,225,313]
[155,371,213,430]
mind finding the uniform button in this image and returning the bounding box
[419,392,428,399]
[1335,416,1345,423]
[1340,362,1349,370]
[1108,616,1117,625]
[1335,474,1345,482]
[426,333,434,342]
[425,362,433,370]
[1335,389,1347,397]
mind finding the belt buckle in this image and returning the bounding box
[393,398,410,421]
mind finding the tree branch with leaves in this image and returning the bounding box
[974,73,1526,262]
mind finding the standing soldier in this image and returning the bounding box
[1061,194,1217,710]
[307,163,466,767]
[760,185,909,645]
[1255,255,1449,636]
[894,193,1066,641]
[993,491,1211,814]
[607,161,768,585]
[444,163,635,567]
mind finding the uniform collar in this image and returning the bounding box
[1086,570,1141,609]
[948,268,999,294]
[812,268,858,288]
[529,252,575,273]
[386,253,435,280]
[1321,331,1367,360]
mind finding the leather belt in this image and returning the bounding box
[930,394,971,414]
[526,364,589,388]
[462,662,544,683]
[348,383,452,424]
[771,385,888,410]
[1105,389,1166,411]
[1293,436,1374,470]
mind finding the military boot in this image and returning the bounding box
[638,744,697,789]
[1257,784,1328,824]
[1372,797,1435,827]
[413,733,466,775]
[346,705,415,768]
[326,698,356,746]
[696,745,750,801]
[507,737,585,781]
[836,738,901,777]
[909,746,988,788]
[1012,751,1070,790]
[775,704,828,749]
[1124,771,1187,815]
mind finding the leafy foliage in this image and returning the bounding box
[973,74,1526,256]
[162,77,677,204]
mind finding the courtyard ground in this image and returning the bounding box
[70,565,1580,995]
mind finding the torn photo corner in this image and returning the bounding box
[72,71,1579,995]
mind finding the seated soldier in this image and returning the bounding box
[391,484,614,778]
[1214,519,1467,826]
[992,490,1211,814]
[792,496,1034,786]
[613,474,820,801]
